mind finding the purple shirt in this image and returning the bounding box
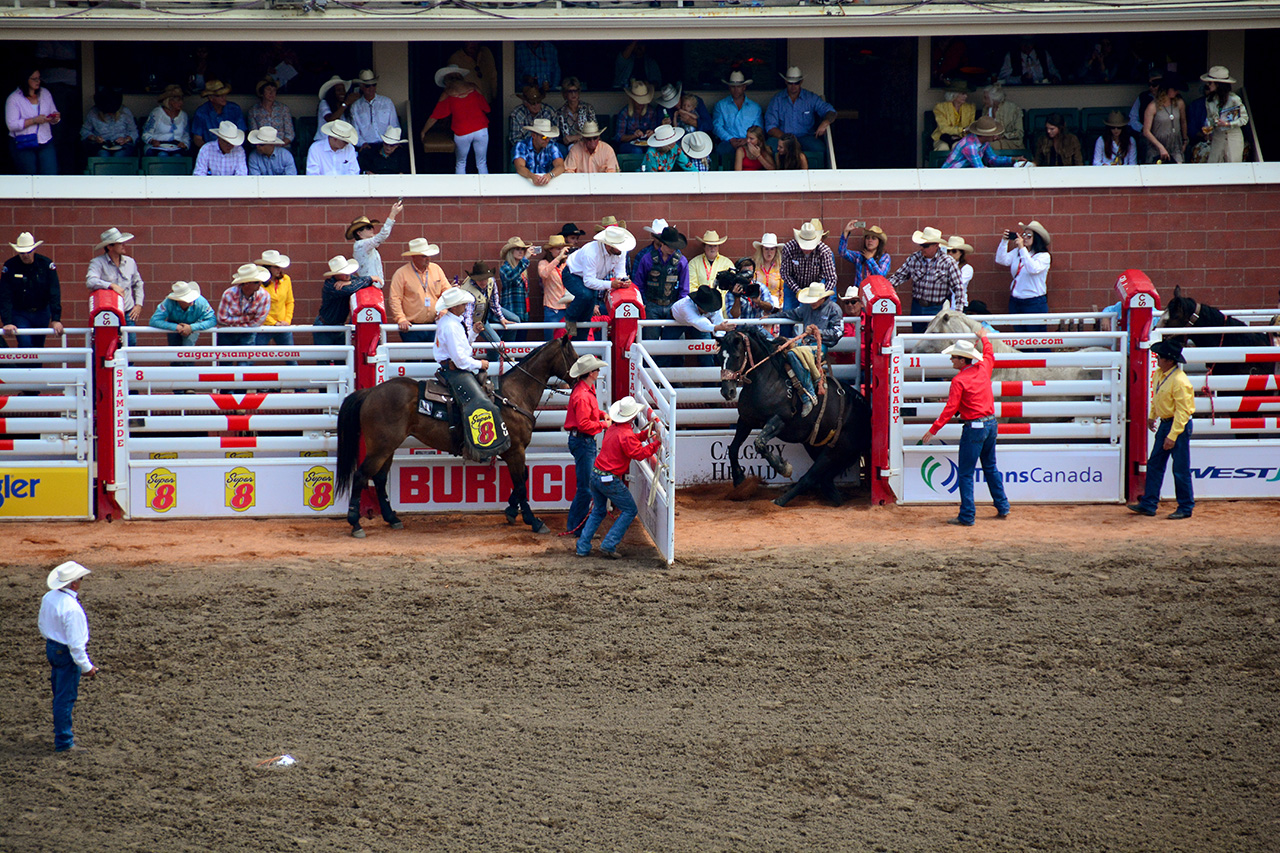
[6,88,57,144]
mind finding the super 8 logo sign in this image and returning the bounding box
[399,462,577,506]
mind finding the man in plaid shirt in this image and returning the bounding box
[192,121,248,176]
[217,264,272,347]
[888,226,964,329]
[779,219,838,310]
[513,118,565,186]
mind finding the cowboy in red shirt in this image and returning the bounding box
[921,326,1010,526]
[576,396,661,559]
[563,354,609,535]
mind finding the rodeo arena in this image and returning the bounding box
[2,3,1280,852]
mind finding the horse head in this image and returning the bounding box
[549,334,580,384]
[718,329,748,402]
[1163,285,1199,328]
[915,306,979,353]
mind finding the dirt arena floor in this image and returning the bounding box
[2,487,1279,852]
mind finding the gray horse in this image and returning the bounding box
[916,307,1103,384]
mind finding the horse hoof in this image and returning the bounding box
[533,521,551,535]
[389,521,404,530]
[773,496,791,508]
[351,528,366,539]
[779,463,793,479]
[505,511,518,525]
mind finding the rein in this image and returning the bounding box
[723,328,819,384]
[498,340,573,422]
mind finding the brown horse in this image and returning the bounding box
[335,335,580,538]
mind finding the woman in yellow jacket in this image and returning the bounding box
[1129,339,1195,520]
[254,249,294,346]
[932,82,976,152]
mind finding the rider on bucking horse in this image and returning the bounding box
[764,281,844,416]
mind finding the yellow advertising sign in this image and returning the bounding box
[0,468,89,518]
[224,466,256,512]
[149,452,178,460]
[469,409,498,448]
[145,467,178,513]
[303,465,335,511]
[225,451,254,459]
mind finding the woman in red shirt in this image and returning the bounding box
[576,396,662,559]
[422,65,491,175]
[563,355,609,535]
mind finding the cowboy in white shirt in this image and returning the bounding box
[434,287,489,374]
[563,225,634,336]
[306,119,360,176]
[38,561,98,751]
[347,69,400,150]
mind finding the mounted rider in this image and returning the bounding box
[433,286,511,459]
[766,282,844,416]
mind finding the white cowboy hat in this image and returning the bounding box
[327,255,359,276]
[402,238,440,258]
[321,120,359,147]
[439,287,475,310]
[317,75,349,102]
[753,233,779,249]
[624,80,655,105]
[594,225,637,254]
[682,131,713,159]
[9,232,42,253]
[779,66,805,84]
[698,229,727,246]
[797,283,834,304]
[792,221,825,251]
[247,126,286,146]
[434,64,469,88]
[212,120,246,147]
[47,560,91,591]
[1019,220,1052,248]
[655,82,682,109]
[643,218,669,236]
[608,395,644,423]
[911,226,945,245]
[578,120,607,138]
[840,285,860,301]
[355,69,379,85]
[648,124,685,148]
[380,126,405,146]
[945,235,974,253]
[169,280,201,302]
[95,227,135,250]
[232,263,270,285]
[723,70,753,87]
[569,354,608,379]
[1200,65,1236,85]
[522,117,560,138]
[253,249,291,269]
[941,338,983,361]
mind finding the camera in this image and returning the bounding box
[715,268,760,298]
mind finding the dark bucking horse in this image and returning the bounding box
[719,326,871,507]
[1163,286,1270,375]
[336,335,579,537]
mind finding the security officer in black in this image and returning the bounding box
[635,225,690,367]
[2,232,63,349]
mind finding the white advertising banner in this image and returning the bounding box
[901,446,1123,504]
[389,449,575,512]
[674,432,851,487]
[1158,442,1280,500]
[128,460,344,518]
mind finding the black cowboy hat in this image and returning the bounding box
[656,225,687,251]
[690,287,721,313]
[1152,339,1186,363]
[559,222,586,237]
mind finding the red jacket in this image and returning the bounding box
[929,337,995,434]
[594,421,661,476]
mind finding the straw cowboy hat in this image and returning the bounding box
[863,224,888,243]
[792,221,825,251]
[569,354,608,379]
[156,84,185,104]
[655,82,682,109]
[253,249,290,269]
[655,226,687,251]
[212,120,245,147]
[942,338,983,361]
[578,120,607,138]
[232,264,270,286]
[255,78,279,97]
[247,126,286,146]
[596,215,627,232]
[1019,220,1052,248]
[682,131,713,159]
[345,216,382,241]
[608,395,644,423]
[401,238,440,258]
[355,69,379,86]
[779,66,805,84]
[753,232,779,249]
[523,117,560,138]
[911,226,945,245]
[439,287,475,310]
[434,64,468,88]
[95,227,135,250]
[9,232,42,253]
[723,70,753,87]
[500,237,532,259]
[624,80,655,104]
[808,218,829,237]
[168,280,201,302]
[47,560,91,591]
[840,285,860,301]
[594,225,637,254]
[1200,65,1236,85]
[945,235,974,253]
[966,116,1005,137]
[698,229,727,246]
[690,287,722,313]
[546,234,567,249]
[322,119,359,147]
[648,124,684,148]
[317,75,349,101]
[200,79,232,97]
[643,218,669,236]
[327,255,359,277]
[797,283,834,304]
[380,126,406,146]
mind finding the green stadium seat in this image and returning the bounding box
[86,157,140,176]
[141,156,194,176]
[1079,106,1130,138]
[617,153,643,173]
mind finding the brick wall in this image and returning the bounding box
[6,185,1278,327]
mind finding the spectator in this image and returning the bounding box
[764,66,835,161]
[775,133,808,171]
[681,131,713,172]
[360,126,410,175]
[247,78,294,148]
[563,120,619,174]
[307,119,360,176]
[673,285,732,367]
[887,226,963,326]
[349,199,402,285]
[656,84,711,135]
[634,218,669,273]
[633,225,689,357]
[149,280,215,346]
[1201,66,1249,163]
[978,84,1023,150]
[563,225,633,337]
[996,221,1052,331]
[688,229,733,308]
[615,80,661,155]
[513,118,565,186]
[839,222,891,290]
[142,85,191,157]
[80,89,136,158]
[641,124,689,172]
[87,227,144,327]
[1,232,63,348]
[348,69,399,151]
[1128,70,1164,134]
[1143,75,1188,164]
[780,219,837,311]
[254,250,294,346]
[313,255,373,347]
[1076,38,1119,84]
[6,66,61,175]
[734,125,775,171]
[932,81,976,152]
[315,76,357,141]
[560,223,588,251]
[712,71,763,160]
[556,77,596,146]
[388,237,450,343]
[423,65,490,175]
[613,41,661,90]
[190,80,244,153]
[998,36,1061,85]
[1186,81,1211,164]
[724,256,778,321]
[217,264,271,346]
[944,236,974,310]
[246,126,297,176]
[1034,112,1083,167]
[192,121,248,176]
[515,41,560,92]
[1093,111,1137,166]
[498,237,535,324]
[752,232,784,307]
[508,86,551,148]
[539,234,573,336]
[446,42,498,103]
[943,116,1025,168]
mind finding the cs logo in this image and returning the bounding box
[921,455,960,494]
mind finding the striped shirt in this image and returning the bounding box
[216,285,271,327]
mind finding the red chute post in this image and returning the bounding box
[862,275,901,505]
[351,287,387,517]
[1117,270,1161,503]
[91,290,125,519]
[607,283,645,405]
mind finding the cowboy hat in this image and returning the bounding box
[594,225,637,254]
[655,82,682,109]
[624,80,655,104]
[792,221,825,251]
[380,126,405,146]
[95,227,135,250]
[753,233,779,249]
[321,119,359,147]
[941,338,983,361]
[355,69,379,86]
[402,238,440,258]
[966,116,1005,137]
[560,223,586,237]
[1019,220,1052,248]
[468,260,495,279]
[232,263,270,285]
[1152,339,1186,364]
[439,287,475,310]
[252,249,291,269]
[608,395,644,423]
[797,283,834,304]
[1200,65,1236,85]
[655,226,687,251]
[648,124,684,148]
[779,66,805,84]
[569,354,608,378]
[945,235,974,253]
[156,84,185,104]
[1103,110,1128,128]
[327,255,359,277]
[807,218,829,237]
[9,232,42,253]
[682,131,713,159]
[690,287,722,313]
[345,216,378,241]
[547,234,567,249]
[523,117,560,138]
[317,75,349,102]
[840,285,860,301]
[47,560,91,591]
[168,280,201,302]
[643,218,669,236]
[863,225,888,243]
[255,77,278,97]
[212,120,246,147]
[723,70,753,86]
[500,237,532,258]
[911,226,945,245]
[596,215,627,232]
[434,64,469,88]
[698,229,727,246]
[520,85,544,105]
[247,126,286,146]
[200,79,232,97]
[578,120,607,138]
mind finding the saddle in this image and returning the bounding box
[418,370,512,462]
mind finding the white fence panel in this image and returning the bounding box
[629,343,675,566]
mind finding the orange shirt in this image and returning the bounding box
[389,261,450,324]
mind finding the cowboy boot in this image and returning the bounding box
[783,364,815,417]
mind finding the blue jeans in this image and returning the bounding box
[11,308,52,349]
[786,351,816,399]
[1138,418,1194,515]
[256,329,294,346]
[543,306,565,339]
[956,418,1010,524]
[47,640,81,751]
[399,328,432,344]
[911,298,945,333]
[166,331,200,346]
[566,432,597,533]
[782,286,799,311]
[577,469,637,555]
[1008,294,1048,333]
[10,139,58,175]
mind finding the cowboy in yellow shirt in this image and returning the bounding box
[1129,339,1195,519]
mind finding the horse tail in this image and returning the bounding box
[335,389,370,499]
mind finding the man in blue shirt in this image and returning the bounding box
[190,79,246,154]
[246,126,298,176]
[712,70,763,160]
[764,66,835,162]
[513,118,566,186]
[149,279,217,345]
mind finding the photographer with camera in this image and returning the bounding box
[721,259,777,320]
[995,220,1052,332]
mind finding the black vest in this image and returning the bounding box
[643,253,684,309]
